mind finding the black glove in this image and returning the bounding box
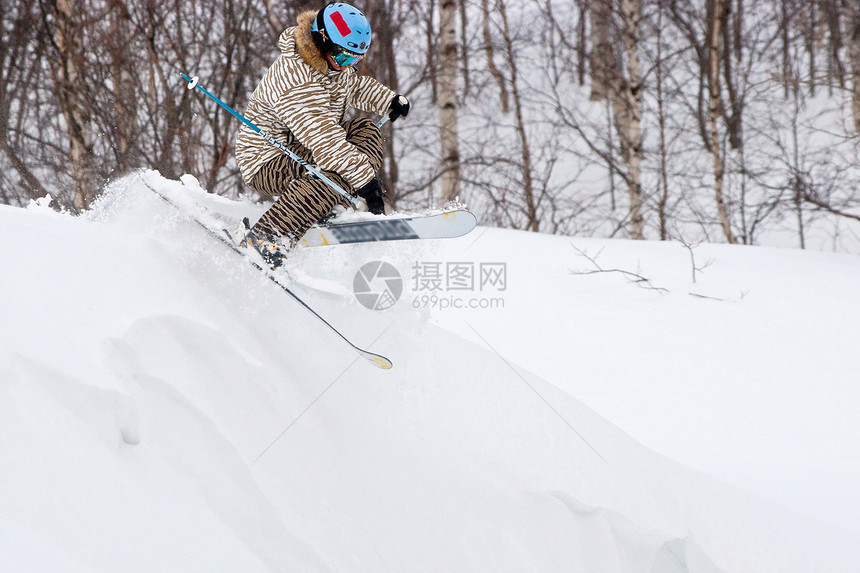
[356,177,386,215]
[388,94,410,122]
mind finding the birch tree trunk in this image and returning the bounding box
[110,0,134,171]
[438,0,461,202]
[590,0,616,102]
[590,0,644,239]
[613,0,644,240]
[52,0,95,211]
[656,0,671,240]
[708,0,736,243]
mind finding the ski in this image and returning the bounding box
[170,174,477,249]
[298,209,477,247]
[141,175,393,370]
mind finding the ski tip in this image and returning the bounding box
[363,352,393,369]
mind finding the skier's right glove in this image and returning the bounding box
[356,177,386,215]
[388,94,410,122]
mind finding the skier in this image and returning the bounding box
[234,2,410,266]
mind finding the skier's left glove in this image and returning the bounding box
[388,94,410,122]
[356,177,386,215]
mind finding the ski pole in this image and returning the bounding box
[180,73,360,207]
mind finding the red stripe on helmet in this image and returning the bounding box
[329,11,352,38]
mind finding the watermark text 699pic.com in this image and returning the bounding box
[411,261,506,311]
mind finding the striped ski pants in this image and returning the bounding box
[250,117,384,245]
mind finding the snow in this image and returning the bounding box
[1,170,859,572]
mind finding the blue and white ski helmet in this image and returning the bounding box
[312,2,372,55]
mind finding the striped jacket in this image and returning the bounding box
[235,11,395,190]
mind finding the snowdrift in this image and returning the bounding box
[1,171,858,572]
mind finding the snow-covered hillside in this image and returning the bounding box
[2,171,858,572]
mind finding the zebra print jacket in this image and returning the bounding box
[235,10,395,190]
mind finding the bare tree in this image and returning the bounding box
[439,0,462,202]
[0,0,50,203]
[590,0,617,102]
[498,0,540,230]
[848,0,860,133]
[707,0,737,243]
[587,0,644,239]
[654,0,672,240]
[482,0,510,113]
[40,0,96,211]
[614,0,645,239]
[362,0,403,205]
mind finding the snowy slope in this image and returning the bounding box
[424,225,860,538]
[1,171,858,572]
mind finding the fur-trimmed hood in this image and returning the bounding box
[280,10,329,76]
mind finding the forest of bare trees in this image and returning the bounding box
[2,0,860,250]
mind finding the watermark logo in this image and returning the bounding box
[353,261,403,311]
[411,261,507,292]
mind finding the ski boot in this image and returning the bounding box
[235,217,284,269]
